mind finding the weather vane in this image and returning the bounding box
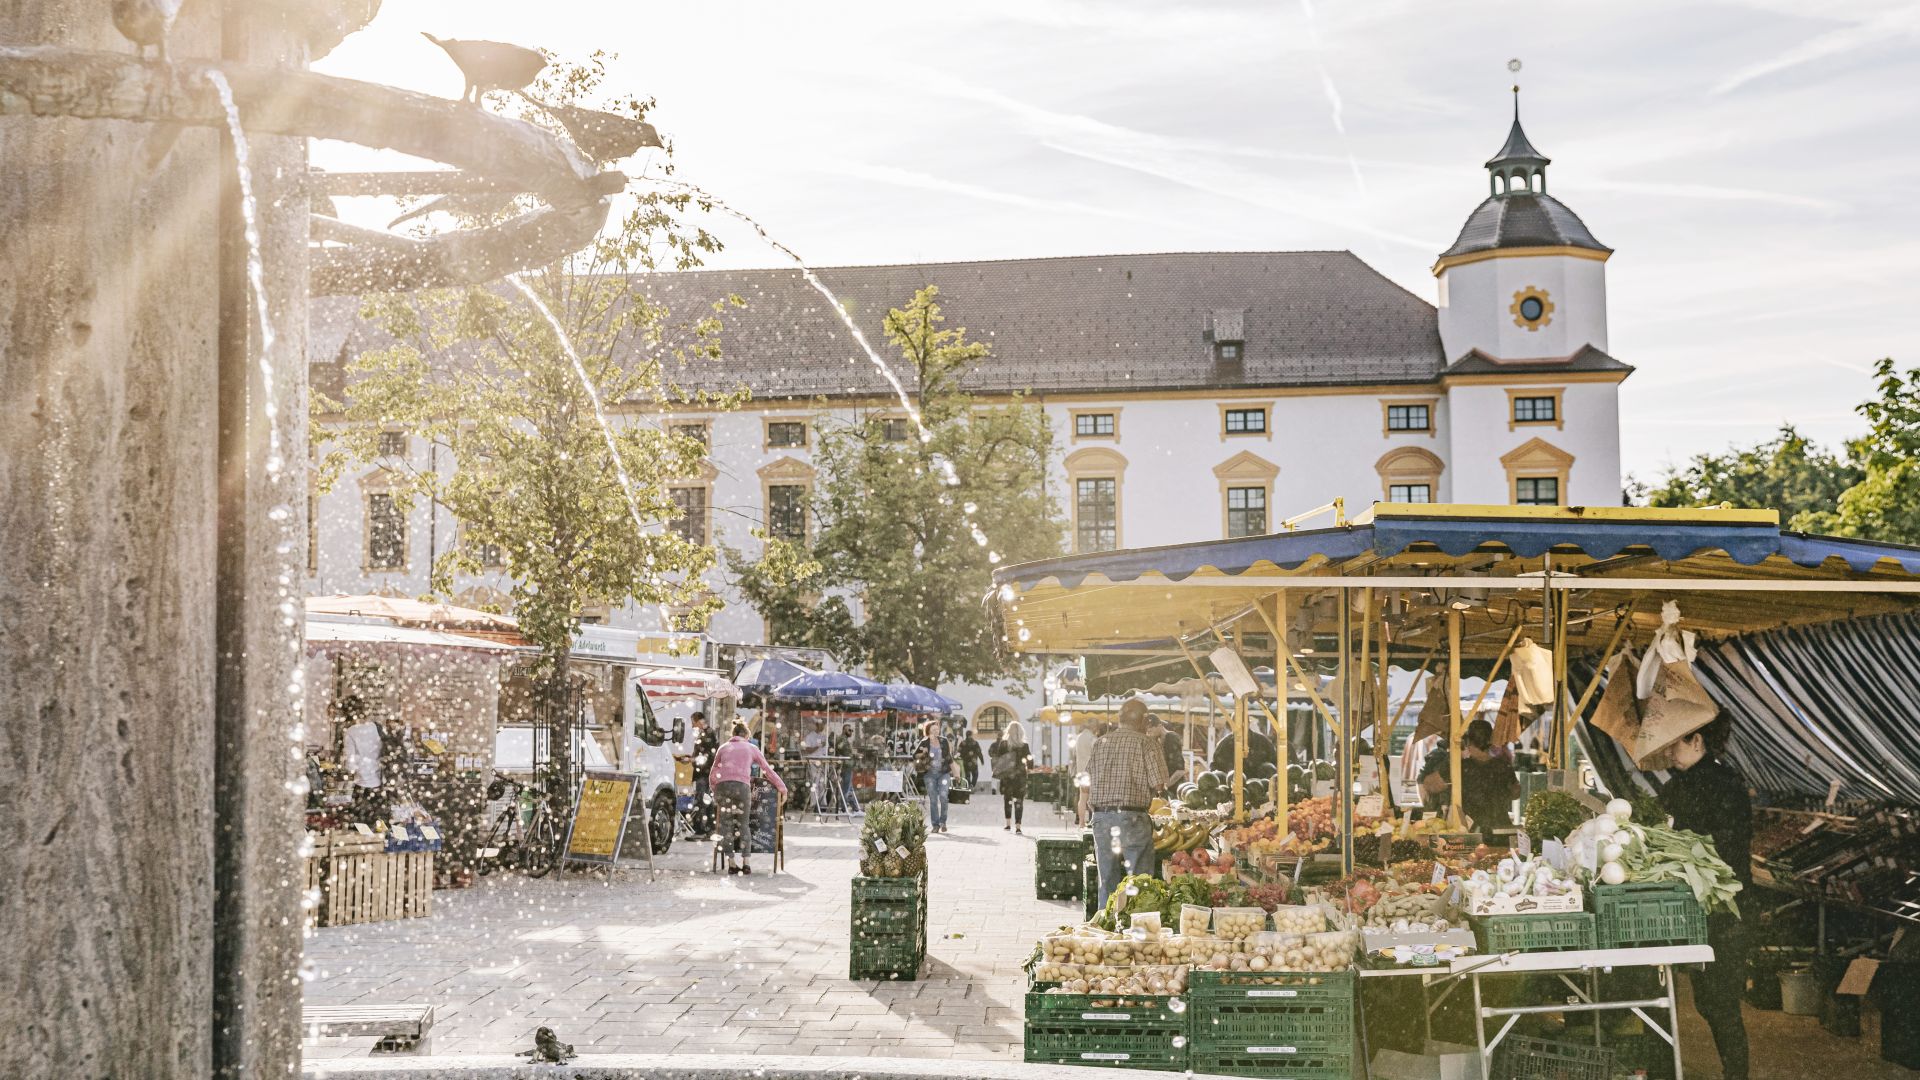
[1509,58,1522,94]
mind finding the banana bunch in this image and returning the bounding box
[1152,820,1212,854]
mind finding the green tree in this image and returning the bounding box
[728,286,1063,689]
[1639,424,1858,524]
[1796,358,1920,544]
[314,56,743,818]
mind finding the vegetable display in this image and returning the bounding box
[1521,790,1589,842]
[1569,799,1743,914]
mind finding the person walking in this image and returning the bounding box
[959,733,984,790]
[913,719,955,834]
[685,711,719,838]
[1072,721,1097,826]
[832,722,861,812]
[989,721,1034,833]
[709,722,787,875]
[1655,716,1751,1080]
[1089,699,1170,905]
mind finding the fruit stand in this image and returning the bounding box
[851,801,929,980]
[994,503,1920,1077]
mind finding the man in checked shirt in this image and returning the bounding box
[1089,698,1170,907]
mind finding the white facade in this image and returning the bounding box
[307,108,1630,734]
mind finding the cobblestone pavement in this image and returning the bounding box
[304,790,1086,1059]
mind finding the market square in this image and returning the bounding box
[6,3,1920,1080]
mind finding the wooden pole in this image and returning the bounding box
[1338,589,1354,877]
[1448,608,1464,827]
[1273,592,1290,837]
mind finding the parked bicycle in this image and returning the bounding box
[478,774,560,878]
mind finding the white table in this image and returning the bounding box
[1358,945,1713,1079]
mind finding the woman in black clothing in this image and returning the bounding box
[1655,716,1751,1080]
[989,720,1033,833]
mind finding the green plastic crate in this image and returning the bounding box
[1036,865,1082,901]
[1473,912,1596,953]
[1492,1035,1614,1080]
[1190,969,1356,1009]
[1192,997,1354,1055]
[1037,837,1091,873]
[852,875,924,902]
[850,933,923,981]
[1083,860,1102,920]
[1025,1024,1189,1071]
[1591,882,1707,949]
[1025,990,1190,1028]
[1187,1048,1351,1079]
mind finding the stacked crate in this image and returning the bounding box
[1473,911,1597,953]
[1591,882,1707,949]
[1187,969,1357,1079]
[1082,859,1102,920]
[850,875,926,980]
[1023,990,1189,1072]
[1036,836,1091,901]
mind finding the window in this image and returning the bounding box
[767,484,807,541]
[376,430,407,458]
[1515,477,1560,505]
[1075,477,1117,553]
[1223,408,1267,435]
[1513,396,1557,424]
[1074,413,1115,438]
[1386,404,1430,432]
[466,531,507,569]
[880,418,912,443]
[366,493,405,569]
[670,423,709,449]
[974,704,1015,736]
[668,486,708,546]
[1226,486,1267,538]
[1519,296,1544,321]
[766,420,807,449]
[1215,342,1243,363]
[1387,484,1432,504]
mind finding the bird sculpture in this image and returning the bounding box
[387,190,518,230]
[519,94,663,164]
[422,33,548,105]
[112,0,183,60]
[517,1026,576,1064]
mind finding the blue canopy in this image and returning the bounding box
[770,670,886,708]
[883,683,962,715]
[733,657,816,694]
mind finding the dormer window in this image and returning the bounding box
[1215,341,1243,363]
[1210,308,1246,365]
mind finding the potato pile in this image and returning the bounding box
[1270,905,1327,933]
[1207,930,1358,973]
[1212,907,1267,940]
[1180,904,1211,937]
[1037,963,1190,996]
[1362,890,1455,928]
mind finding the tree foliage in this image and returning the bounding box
[1640,423,1859,525]
[313,56,745,784]
[1795,358,1920,544]
[728,287,1063,689]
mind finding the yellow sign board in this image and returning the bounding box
[563,771,639,864]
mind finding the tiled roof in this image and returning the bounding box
[1444,344,1633,376]
[1438,194,1609,261]
[310,251,1447,400]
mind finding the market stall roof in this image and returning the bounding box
[993,504,1920,659]
[306,594,522,634]
[882,683,962,715]
[770,670,887,709]
[733,656,817,695]
[631,665,739,703]
[304,618,523,653]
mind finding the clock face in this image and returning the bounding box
[1510,287,1554,330]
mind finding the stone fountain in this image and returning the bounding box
[0,3,640,1075]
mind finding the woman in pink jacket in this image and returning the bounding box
[709,722,787,875]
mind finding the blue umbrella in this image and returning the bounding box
[733,657,816,696]
[882,683,959,715]
[769,670,887,709]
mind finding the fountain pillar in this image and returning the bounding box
[0,2,309,1076]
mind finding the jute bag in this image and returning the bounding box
[1589,652,1642,748]
[1625,601,1717,766]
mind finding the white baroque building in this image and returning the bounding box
[308,102,1627,736]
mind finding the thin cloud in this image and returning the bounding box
[803,160,1168,227]
[1713,6,1920,94]
[1581,178,1841,213]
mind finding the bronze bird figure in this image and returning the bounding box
[112,0,183,60]
[517,1025,575,1064]
[520,94,663,164]
[422,33,547,105]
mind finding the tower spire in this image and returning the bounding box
[1485,85,1549,197]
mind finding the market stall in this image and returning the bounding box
[995,503,1920,1078]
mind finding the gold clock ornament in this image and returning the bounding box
[1511,286,1553,330]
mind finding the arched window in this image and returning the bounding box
[974,703,1016,736]
[1375,447,1445,504]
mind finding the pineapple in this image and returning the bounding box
[881,852,907,877]
[902,849,927,877]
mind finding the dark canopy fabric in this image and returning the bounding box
[1693,613,1920,805]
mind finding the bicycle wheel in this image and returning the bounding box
[476,808,516,876]
[521,810,559,878]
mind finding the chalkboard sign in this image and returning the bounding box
[750,780,779,854]
[564,771,640,865]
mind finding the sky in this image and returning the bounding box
[314,0,1920,486]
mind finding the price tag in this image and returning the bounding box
[873,837,890,853]
[389,825,410,840]
[419,826,440,840]
[1356,794,1384,818]
[1431,863,1447,885]
[351,822,374,836]
[1082,1012,1131,1021]
[1517,832,1533,858]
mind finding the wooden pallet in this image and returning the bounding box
[303,1003,435,1053]
[323,851,433,926]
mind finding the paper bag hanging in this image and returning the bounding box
[1492,686,1525,747]
[1629,657,1718,767]
[1415,679,1449,742]
[1509,638,1555,708]
[1589,652,1643,748]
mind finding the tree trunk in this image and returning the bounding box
[541,655,575,838]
